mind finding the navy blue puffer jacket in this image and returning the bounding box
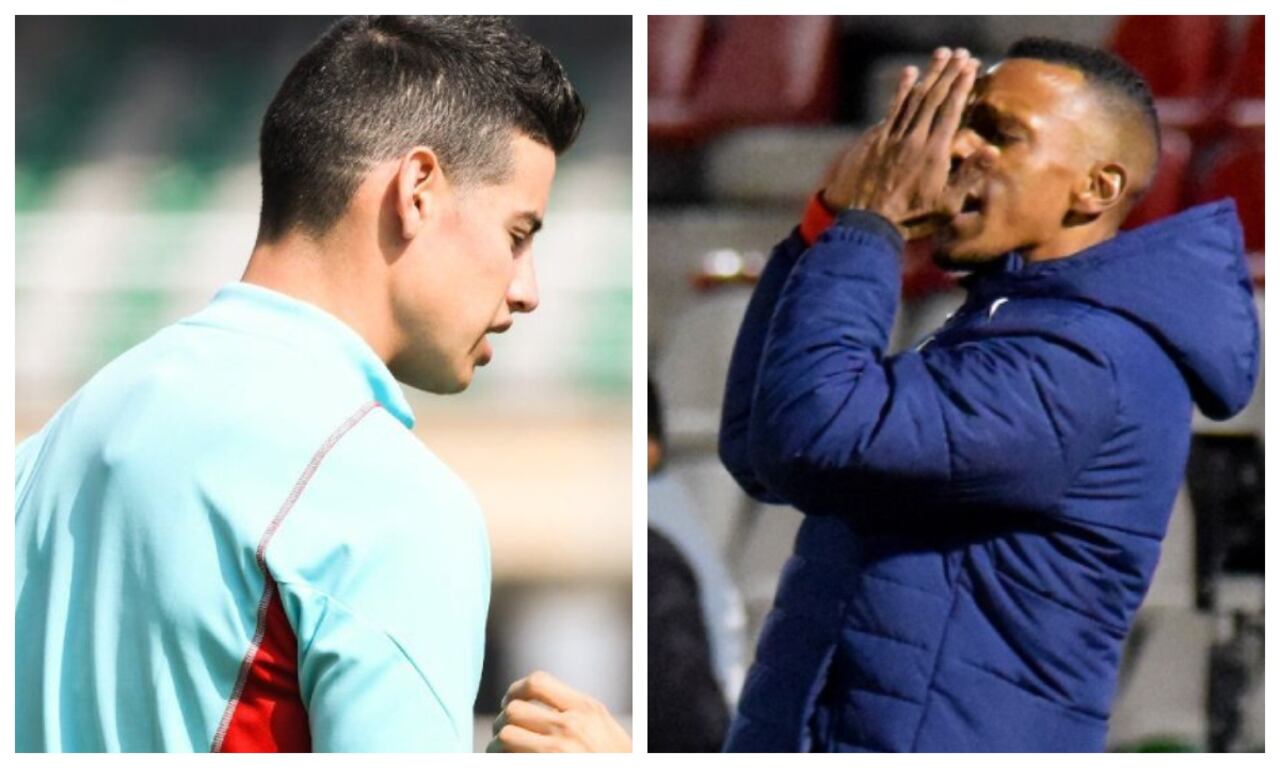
[719,201,1258,752]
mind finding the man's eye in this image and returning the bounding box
[964,107,1019,147]
[510,231,531,251]
[977,125,1014,146]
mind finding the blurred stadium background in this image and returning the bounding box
[649,15,1262,751]
[15,15,632,749]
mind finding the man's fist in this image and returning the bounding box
[486,670,632,753]
[823,47,986,240]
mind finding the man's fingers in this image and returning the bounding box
[494,679,630,753]
[844,44,985,229]
[487,724,562,753]
[909,49,970,139]
[880,65,918,148]
[893,50,947,136]
[889,65,918,120]
[917,58,980,191]
[900,212,953,241]
[502,670,585,712]
[931,58,979,145]
[892,47,950,137]
[495,698,560,736]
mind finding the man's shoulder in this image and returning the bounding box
[938,294,1189,422]
[946,293,1164,363]
[265,405,490,614]
[72,314,371,425]
[314,407,479,509]
[1008,297,1176,377]
[274,406,487,560]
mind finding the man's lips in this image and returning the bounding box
[955,188,985,219]
[936,193,984,242]
[476,323,512,366]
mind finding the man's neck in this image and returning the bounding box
[1022,218,1121,263]
[242,229,396,363]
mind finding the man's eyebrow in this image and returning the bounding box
[513,211,543,234]
[968,100,1031,132]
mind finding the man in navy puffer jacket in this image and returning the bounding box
[719,39,1259,752]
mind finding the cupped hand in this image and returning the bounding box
[486,670,632,753]
[823,48,985,240]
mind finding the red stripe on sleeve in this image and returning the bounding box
[212,402,378,753]
[216,582,312,753]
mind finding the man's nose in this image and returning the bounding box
[950,128,982,175]
[508,254,540,314]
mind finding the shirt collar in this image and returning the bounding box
[196,282,415,429]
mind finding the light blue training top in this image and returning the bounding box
[16,282,491,752]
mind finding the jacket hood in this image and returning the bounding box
[970,200,1259,419]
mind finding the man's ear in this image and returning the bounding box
[1070,161,1129,216]
[395,146,447,241]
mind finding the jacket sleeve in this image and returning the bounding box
[269,411,490,751]
[718,228,809,503]
[747,210,1118,518]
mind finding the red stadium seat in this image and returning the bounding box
[1108,16,1231,131]
[1124,128,1193,230]
[649,16,706,99]
[1174,15,1267,143]
[1109,15,1229,99]
[1230,16,1265,101]
[1192,138,1263,291]
[1224,16,1264,131]
[650,16,838,145]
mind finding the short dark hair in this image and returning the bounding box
[258,16,585,241]
[1006,36,1160,157]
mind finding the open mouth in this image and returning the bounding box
[940,194,984,242]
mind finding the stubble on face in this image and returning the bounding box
[387,134,556,395]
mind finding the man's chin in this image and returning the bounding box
[390,360,473,395]
[438,375,472,395]
[439,365,475,394]
[931,249,1002,271]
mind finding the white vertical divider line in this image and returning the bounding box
[630,10,650,757]
[1,11,17,758]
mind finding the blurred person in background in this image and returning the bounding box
[647,379,746,752]
[16,15,624,753]
[719,40,1257,751]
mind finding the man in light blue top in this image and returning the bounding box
[17,16,586,752]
